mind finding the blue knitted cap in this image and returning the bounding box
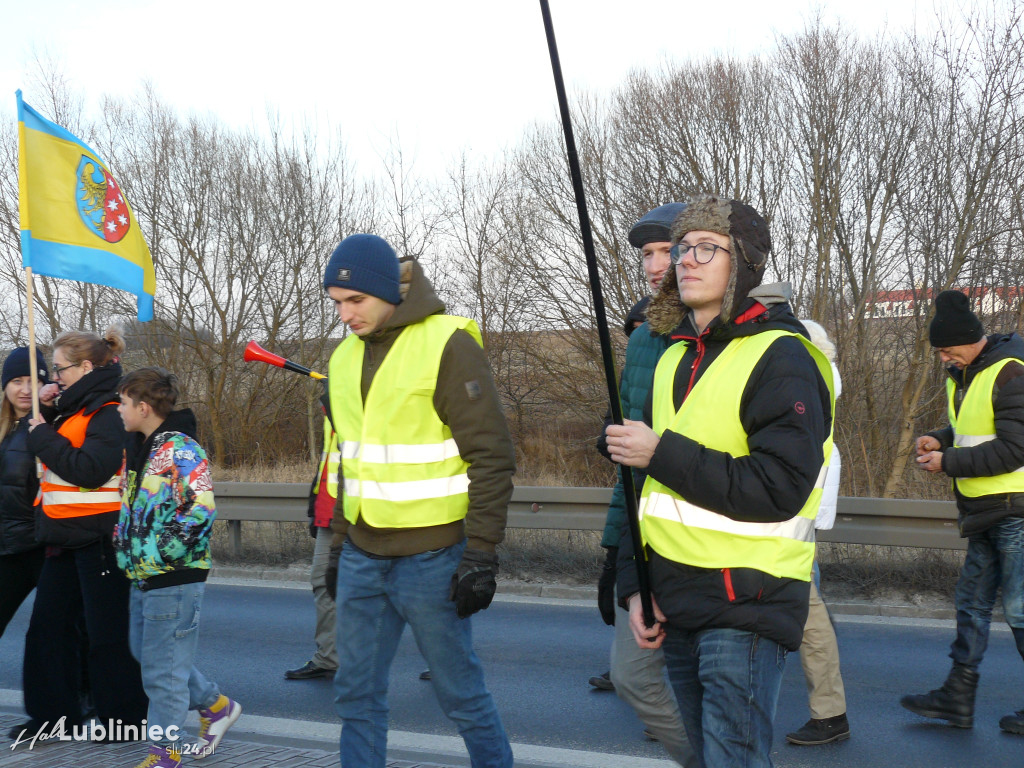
[323,234,402,305]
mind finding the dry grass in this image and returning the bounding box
[209,521,314,565]
[498,528,605,584]
[817,543,961,601]
[211,462,315,483]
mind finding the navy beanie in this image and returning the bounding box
[2,347,49,390]
[323,234,402,305]
[929,290,984,347]
[628,203,687,248]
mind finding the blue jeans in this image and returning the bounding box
[951,516,1024,669]
[661,627,787,768]
[129,582,220,747]
[333,540,512,768]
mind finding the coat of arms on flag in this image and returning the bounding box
[76,157,131,244]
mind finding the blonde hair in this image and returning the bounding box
[52,325,126,367]
[0,396,15,439]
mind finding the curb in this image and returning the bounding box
[209,566,966,620]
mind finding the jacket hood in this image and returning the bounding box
[55,361,124,415]
[624,296,651,336]
[157,408,200,442]
[953,333,1024,382]
[125,407,201,470]
[370,259,445,337]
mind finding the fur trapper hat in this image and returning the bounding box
[646,195,771,333]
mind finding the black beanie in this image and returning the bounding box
[929,290,984,347]
[2,347,49,390]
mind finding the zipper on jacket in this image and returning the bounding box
[722,567,736,601]
[685,333,708,400]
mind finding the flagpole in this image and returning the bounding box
[537,0,654,627]
[24,267,41,421]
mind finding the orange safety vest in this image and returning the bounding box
[38,403,123,518]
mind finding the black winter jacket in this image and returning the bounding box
[0,418,42,555]
[617,295,831,651]
[27,363,126,548]
[927,333,1024,536]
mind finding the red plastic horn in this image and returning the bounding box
[244,341,325,380]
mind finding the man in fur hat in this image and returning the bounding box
[607,195,834,767]
[592,203,697,766]
[902,289,1024,736]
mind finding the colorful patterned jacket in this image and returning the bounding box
[113,408,215,585]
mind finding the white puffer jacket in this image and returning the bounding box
[816,362,842,530]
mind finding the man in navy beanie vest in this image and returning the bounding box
[322,234,516,767]
[903,289,1024,735]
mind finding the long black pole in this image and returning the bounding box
[538,0,654,627]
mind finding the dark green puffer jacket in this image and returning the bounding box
[600,303,672,548]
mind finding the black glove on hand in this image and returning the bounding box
[449,548,499,618]
[598,546,618,626]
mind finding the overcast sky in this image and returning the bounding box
[2,0,955,177]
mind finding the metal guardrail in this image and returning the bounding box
[215,483,966,555]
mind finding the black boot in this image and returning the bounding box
[900,663,979,728]
[786,713,851,745]
[999,709,1024,734]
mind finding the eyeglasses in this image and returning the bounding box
[52,361,82,379]
[670,242,730,265]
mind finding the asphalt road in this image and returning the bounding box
[2,581,1023,767]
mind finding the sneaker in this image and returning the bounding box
[786,713,851,745]
[196,695,241,757]
[284,660,335,680]
[132,744,182,768]
[588,671,615,691]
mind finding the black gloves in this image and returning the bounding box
[598,546,618,625]
[449,548,499,618]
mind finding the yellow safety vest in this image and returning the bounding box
[312,417,340,499]
[946,358,1024,497]
[640,331,834,581]
[329,314,481,529]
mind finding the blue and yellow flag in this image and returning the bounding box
[17,90,155,321]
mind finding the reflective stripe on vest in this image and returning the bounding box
[39,404,123,518]
[312,417,341,499]
[639,331,834,581]
[329,314,480,529]
[947,358,1024,496]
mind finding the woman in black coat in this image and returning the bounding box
[0,348,50,638]
[11,327,147,741]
